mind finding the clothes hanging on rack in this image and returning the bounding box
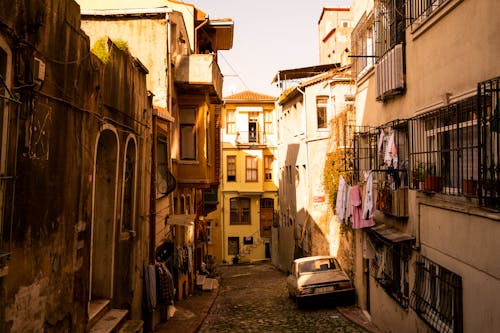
[384,132,398,167]
[363,171,375,220]
[350,185,375,229]
[335,175,348,222]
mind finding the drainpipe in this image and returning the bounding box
[150,110,158,264]
[194,17,209,54]
[166,15,173,118]
[296,86,310,252]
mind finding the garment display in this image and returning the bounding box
[335,175,348,222]
[363,171,374,220]
[350,185,375,229]
[384,132,398,168]
[143,264,157,312]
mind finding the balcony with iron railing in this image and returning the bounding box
[174,54,223,102]
[232,131,275,146]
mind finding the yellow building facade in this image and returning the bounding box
[211,91,279,264]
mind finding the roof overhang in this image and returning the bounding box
[271,63,341,84]
[368,224,415,244]
[207,19,234,50]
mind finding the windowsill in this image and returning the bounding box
[356,65,375,87]
[415,190,500,221]
[178,160,199,165]
[410,0,464,41]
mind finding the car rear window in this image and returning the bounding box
[298,258,340,273]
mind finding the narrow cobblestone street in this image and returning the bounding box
[198,262,370,333]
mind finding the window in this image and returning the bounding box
[246,156,258,182]
[264,155,274,181]
[122,138,137,232]
[264,110,273,134]
[157,135,176,198]
[410,255,463,333]
[227,155,236,181]
[409,97,479,195]
[370,238,411,308]
[316,96,328,129]
[478,77,500,209]
[353,128,378,182]
[180,108,196,160]
[408,0,450,26]
[352,14,375,77]
[248,112,258,143]
[375,0,405,57]
[226,110,235,133]
[230,197,251,225]
[243,236,253,245]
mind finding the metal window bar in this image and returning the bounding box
[369,240,410,308]
[410,255,463,333]
[478,76,500,209]
[408,0,449,24]
[354,121,409,185]
[409,96,479,195]
[353,127,378,182]
[375,0,406,58]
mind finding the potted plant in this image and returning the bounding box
[424,163,441,192]
[412,162,426,189]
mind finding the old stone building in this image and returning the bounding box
[77,0,233,328]
[0,0,152,331]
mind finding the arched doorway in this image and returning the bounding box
[90,128,119,302]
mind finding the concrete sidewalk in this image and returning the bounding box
[154,288,219,333]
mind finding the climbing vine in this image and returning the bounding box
[91,37,129,64]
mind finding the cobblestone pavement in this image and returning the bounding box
[198,262,370,333]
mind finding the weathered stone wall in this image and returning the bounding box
[0,0,152,332]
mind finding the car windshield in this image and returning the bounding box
[298,258,340,273]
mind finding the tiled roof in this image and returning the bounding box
[224,90,276,101]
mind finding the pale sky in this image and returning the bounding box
[190,0,353,97]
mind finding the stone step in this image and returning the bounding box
[118,320,144,333]
[88,299,111,329]
[89,309,128,333]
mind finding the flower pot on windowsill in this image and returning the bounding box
[424,175,441,192]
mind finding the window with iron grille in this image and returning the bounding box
[230,197,250,225]
[375,0,406,57]
[410,255,463,333]
[353,128,378,182]
[478,77,500,209]
[408,0,450,26]
[369,237,411,308]
[409,97,479,195]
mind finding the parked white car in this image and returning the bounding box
[286,256,355,307]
